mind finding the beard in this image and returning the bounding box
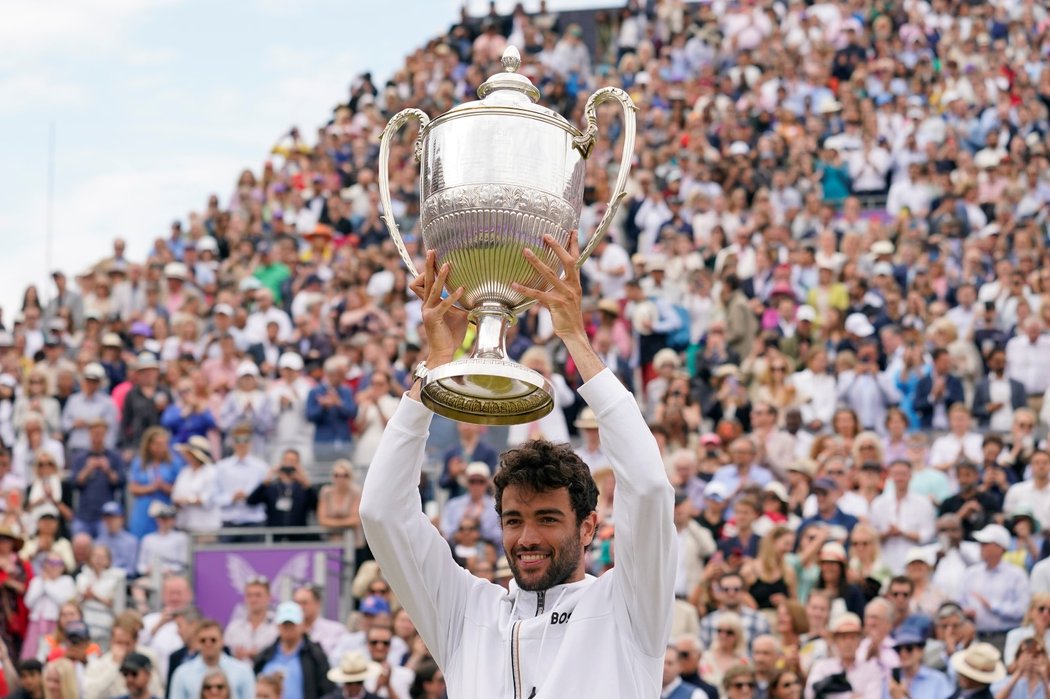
[508,528,583,592]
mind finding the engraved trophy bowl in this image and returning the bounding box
[379,46,637,425]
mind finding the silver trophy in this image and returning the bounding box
[379,46,636,425]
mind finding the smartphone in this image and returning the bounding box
[892,668,902,683]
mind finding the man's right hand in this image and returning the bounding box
[409,251,467,369]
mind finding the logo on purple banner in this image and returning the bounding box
[193,545,343,626]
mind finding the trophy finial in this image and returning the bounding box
[502,46,521,73]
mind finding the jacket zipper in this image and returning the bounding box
[511,590,548,699]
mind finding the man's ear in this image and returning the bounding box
[580,511,599,547]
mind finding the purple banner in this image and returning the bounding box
[193,545,344,626]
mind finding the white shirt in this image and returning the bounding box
[932,543,982,604]
[245,307,293,344]
[140,615,182,681]
[364,663,415,699]
[1007,334,1050,395]
[791,369,838,427]
[988,375,1016,432]
[214,453,269,525]
[927,432,984,469]
[1029,557,1050,595]
[869,491,936,574]
[137,529,190,576]
[1004,480,1050,531]
[172,464,222,532]
[962,561,1030,632]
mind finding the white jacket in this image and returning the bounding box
[361,368,676,698]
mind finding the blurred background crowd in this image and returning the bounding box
[0,0,1049,697]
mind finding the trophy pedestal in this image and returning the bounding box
[420,305,555,425]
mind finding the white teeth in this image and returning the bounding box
[519,554,548,561]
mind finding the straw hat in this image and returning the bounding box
[327,651,381,684]
[574,407,599,430]
[0,526,24,552]
[175,435,212,465]
[951,643,1006,685]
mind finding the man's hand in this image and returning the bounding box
[513,233,604,382]
[409,251,467,368]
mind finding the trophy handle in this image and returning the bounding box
[379,108,430,278]
[572,87,638,268]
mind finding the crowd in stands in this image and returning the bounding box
[1,0,1050,696]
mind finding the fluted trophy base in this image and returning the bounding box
[421,359,554,426]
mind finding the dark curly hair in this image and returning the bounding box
[493,440,599,525]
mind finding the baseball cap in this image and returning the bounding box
[278,352,304,371]
[135,352,159,370]
[147,501,177,519]
[275,601,304,625]
[64,621,90,642]
[873,262,895,277]
[704,481,729,502]
[213,303,234,317]
[973,524,1011,550]
[121,652,152,674]
[101,501,124,517]
[796,305,817,323]
[359,595,391,616]
[465,462,490,480]
[236,360,260,378]
[820,542,848,564]
[904,547,936,567]
[83,363,106,381]
[812,477,838,492]
[699,433,722,448]
[130,321,153,338]
[844,313,875,338]
[893,632,925,648]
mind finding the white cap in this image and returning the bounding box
[465,462,491,480]
[278,352,304,371]
[940,89,960,105]
[845,313,875,338]
[873,262,895,276]
[973,524,1011,550]
[728,141,750,156]
[904,546,936,567]
[979,223,1001,239]
[871,241,895,256]
[796,305,817,322]
[213,303,234,316]
[763,481,789,503]
[83,363,106,380]
[974,150,1002,169]
[235,360,260,379]
[164,262,188,280]
[196,237,219,253]
[704,481,729,502]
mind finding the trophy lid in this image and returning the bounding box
[477,46,541,105]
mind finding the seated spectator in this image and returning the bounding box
[316,460,362,549]
[698,611,749,689]
[12,658,43,699]
[24,453,71,528]
[21,508,74,575]
[438,462,500,545]
[805,613,884,699]
[169,619,254,699]
[135,502,189,580]
[114,652,161,699]
[361,624,413,698]
[254,602,334,699]
[328,596,408,670]
[41,656,78,699]
[217,362,273,460]
[223,577,277,663]
[76,544,123,643]
[96,503,139,576]
[887,632,952,699]
[699,572,771,652]
[323,651,382,699]
[82,612,165,699]
[292,585,347,660]
[1003,594,1050,667]
[138,575,193,680]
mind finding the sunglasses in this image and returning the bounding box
[731,681,756,689]
[369,639,391,647]
[897,644,922,653]
[333,473,350,479]
[120,669,142,678]
[717,628,737,636]
[198,637,221,644]
[721,587,742,594]
[203,684,227,691]
[779,679,800,688]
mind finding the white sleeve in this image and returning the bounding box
[360,396,490,669]
[578,369,676,658]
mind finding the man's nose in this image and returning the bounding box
[518,521,544,547]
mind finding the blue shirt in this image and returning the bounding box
[261,643,304,699]
[881,666,953,699]
[709,463,773,515]
[305,383,357,444]
[169,655,255,699]
[796,509,860,549]
[70,449,125,522]
[96,528,139,575]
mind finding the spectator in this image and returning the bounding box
[254,602,334,699]
[82,614,165,699]
[217,363,272,460]
[119,355,170,462]
[21,508,74,576]
[306,357,357,468]
[350,371,400,471]
[70,419,125,538]
[41,656,78,699]
[126,427,179,539]
[699,612,749,690]
[171,437,220,535]
[437,423,498,500]
[805,613,884,699]
[168,620,254,699]
[291,586,347,661]
[96,503,138,576]
[13,658,44,699]
[699,572,771,652]
[914,349,965,431]
[223,578,276,664]
[438,462,500,546]
[139,576,193,680]
[887,632,953,699]
[361,624,412,699]
[661,645,709,699]
[949,643,1006,699]
[76,544,122,643]
[114,652,162,699]
[972,347,1027,431]
[62,364,118,458]
[266,353,315,467]
[869,460,936,574]
[246,449,316,531]
[214,424,268,532]
[0,527,31,659]
[316,460,362,549]
[22,555,74,661]
[962,524,1030,651]
[135,502,189,579]
[1003,450,1050,532]
[322,651,381,699]
[1003,594,1050,667]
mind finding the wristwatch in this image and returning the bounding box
[412,361,428,387]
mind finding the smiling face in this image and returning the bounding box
[500,485,596,592]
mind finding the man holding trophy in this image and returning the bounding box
[360,46,674,697]
[360,237,676,697]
